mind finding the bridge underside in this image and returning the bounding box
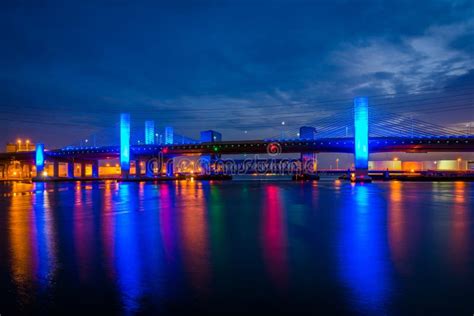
[0,137,473,164]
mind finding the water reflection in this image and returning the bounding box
[179,181,211,294]
[102,181,116,281]
[73,183,94,282]
[9,187,39,294]
[450,182,469,275]
[7,182,59,308]
[114,183,143,313]
[261,185,288,290]
[338,184,391,315]
[387,181,410,274]
[1,180,474,314]
[32,183,57,289]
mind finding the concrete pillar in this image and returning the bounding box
[146,159,154,177]
[53,162,59,178]
[81,162,86,178]
[67,161,75,178]
[135,160,141,177]
[92,161,99,178]
[166,159,174,177]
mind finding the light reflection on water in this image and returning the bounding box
[338,184,391,315]
[0,180,473,314]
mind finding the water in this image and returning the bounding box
[0,180,473,315]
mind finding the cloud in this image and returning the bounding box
[332,19,474,95]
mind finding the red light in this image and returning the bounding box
[162,147,169,154]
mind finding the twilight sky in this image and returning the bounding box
[1,0,473,148]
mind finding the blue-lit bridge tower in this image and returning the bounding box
[353,97,372,182]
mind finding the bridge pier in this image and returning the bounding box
[135,160,141,178]
[67,161,75,178]
[166,159,174,177]
[81,162,87,178]
[120,113,131,179]
[92,161,99,178]
[53,162,59,178]
[35,143,45,177]
[145,159,155,177]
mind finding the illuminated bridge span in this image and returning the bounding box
[0,97,473,182]
[40,136,474,157]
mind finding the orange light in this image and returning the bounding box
[106,163,110,167]
[26,139,30,143]
[393,157,399,161]
[457,158,462,162]
[410,169,415,173]
[17,139,21,144]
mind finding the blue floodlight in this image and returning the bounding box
[120,113,131,172]
[145,120,155,145]
[354,97,369,170]
[36,143,45,173]
[165,126,174,144]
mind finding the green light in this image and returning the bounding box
[213,146,219,152]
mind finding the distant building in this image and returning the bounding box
[299,126,317,140]
[200,130,222,142]
[6,140,36,153]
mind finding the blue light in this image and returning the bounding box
[120,113,131,172]
[145,120,155,145]
[354,97,369,170]
[36,143,45,173]
[165,126,174,144]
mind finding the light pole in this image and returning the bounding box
[281,121,285,139]
[336,158,339,170]
[457,158,462,170]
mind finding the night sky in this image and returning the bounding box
[1,0,473,148]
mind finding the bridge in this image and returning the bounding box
[1,97,473,182]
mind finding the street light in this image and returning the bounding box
[457,158,462,170]
[336,158,339,169]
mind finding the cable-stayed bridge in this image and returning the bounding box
[0,97,473,182]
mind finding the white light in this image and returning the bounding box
[281,121,285,125]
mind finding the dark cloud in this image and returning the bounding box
[0,0,473,147]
